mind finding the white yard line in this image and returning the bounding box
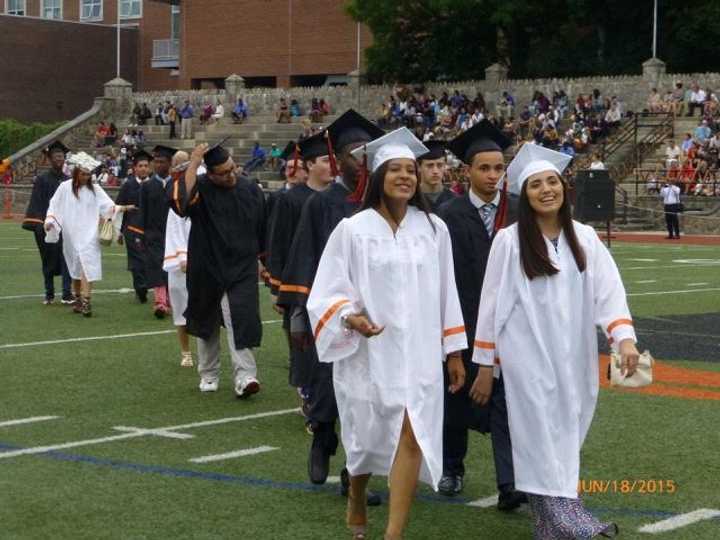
[686,282,710,287]
[0,320,281,350]
[0,408,299,460]
[0,416,59,428]
[189,446,278,463]
[628,287,720,297]
[112,426,195,440]
[0,288,134,300]
[625,258,659,262]
[634,280,657,284]
[638,508,720,534]
[466,495,499,508]
[623,263,717,271]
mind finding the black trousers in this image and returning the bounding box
[443,374,515,491]
[169,121,176,139]
[664,204,681,237]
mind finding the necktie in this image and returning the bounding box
[480,203,496,236]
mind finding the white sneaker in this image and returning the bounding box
[180,352,194,368]
[198,378,218,392]
[234,376,260,398]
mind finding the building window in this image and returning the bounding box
[120,0,142,19]
[170,5,180,40]
[80,0,102,20]
[42,0,62,19]
[6,0,26,15]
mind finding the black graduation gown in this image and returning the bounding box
[115,177,146,275]
[265,185,288,232]
[424,187,457,213]
[277,181,359,423]
[170,174,266,350]
[138,175,170,288]
[22,169,67,277]
[436,193,518,432]
[266,184,316,295]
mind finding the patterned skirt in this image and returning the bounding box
[528,495,618,540]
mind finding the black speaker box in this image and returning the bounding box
[574,169,615,222]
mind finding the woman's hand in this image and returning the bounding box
[469,367,494,406]
[446,354,466,394]
[44,222,53,232]
[346,314,384,338]
[123,204,137,212]
[619,339,640,377]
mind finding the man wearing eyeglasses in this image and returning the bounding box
[170,142,267,398]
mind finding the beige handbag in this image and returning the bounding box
[98,219,115,246]
[609,350,654,388]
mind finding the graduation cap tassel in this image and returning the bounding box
[325,131,339,178]
[493,179,509,233]
[290,144,300,177]
[347,152,368,204]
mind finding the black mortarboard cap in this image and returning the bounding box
[152,145,177,160]
[417,140,447,162]
[204,137,231,169]
[132,149,153,164]
[45,140,70,156]
[280,140,299,161]
[327,109,384,152]
[447,120,511,165]
[298,132,329,161]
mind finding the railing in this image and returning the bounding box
[623,168,720,197]
[152,39,179,61]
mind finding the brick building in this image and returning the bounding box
[1,0,370,121]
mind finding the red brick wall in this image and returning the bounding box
[0,14,138,122]
[137,0,178,91]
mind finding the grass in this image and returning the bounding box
[0,221,719,539]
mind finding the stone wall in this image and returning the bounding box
[130,62,720,121]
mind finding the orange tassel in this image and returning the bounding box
[325,131,339,178]
[347,152,368,203]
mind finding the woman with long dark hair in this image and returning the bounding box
[45,152,131,316]
[469,143,639,539]
[307,128,466,539]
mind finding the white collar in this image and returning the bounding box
[468,188,501,210]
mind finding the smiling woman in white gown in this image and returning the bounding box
[307,128,467,540]
[469,143,640,540]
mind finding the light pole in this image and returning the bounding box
[116,0,121,78]
[652,0,658,58]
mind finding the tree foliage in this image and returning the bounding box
[346,0,720,82]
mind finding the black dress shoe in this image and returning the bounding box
[308,437,330,484]
[438,475,458,497]
[453,475,464,495]
[136,289,148,304]
[497,489,528,511]
[340,467,382,506]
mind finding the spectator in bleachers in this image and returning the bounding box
[180,100,194,139]
[647,88,663,113]
[244,142,266,173]
[669,82,686,116]
[232,98,248,123]
[687,83,706,117]
[121,129,135,148]
[589,153,606,170]
[553,90,569,118]
[199,102,214,125]
[154,103,165,125]
[665,139,681,169]
[268,143,281,171]
[167,104,178,139]
[136,130,145,145]
[604,103,622,128]
[139,103,152,126]
[93,122,109,148]
[310,98,323,123]
[681,132,694,155]
[290,99,302,118]
[703,88,718,117]
[277,98,291,123]
[708,132,720,167]
[499,91,515,119]
[591,89,604,113]
[211,102,224,123]
[107,123,118,146]
[320,98,331,116]
[694,119,711,144]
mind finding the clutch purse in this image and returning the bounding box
[98,219,115,246]
[45,226,60,244]
[608,350,654,388]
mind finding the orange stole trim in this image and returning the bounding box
[172,178,181,214]
[279,283,311,295]
[23,218,44,224]
[474,340,495,350]
[189,193,200,206]
[607,318,633,334]
[127,226,144,235]
[443,326,465,338]
[314,299,350,340]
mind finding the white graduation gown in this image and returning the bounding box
[472,221,636,498]
[45,180,117,282]
[163,212,192,326]
[307,207,467,489]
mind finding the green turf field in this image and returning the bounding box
[0,221,719,539]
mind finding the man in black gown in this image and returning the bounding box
[170,141,266,398]
[437,120,526,510]
[418,140,456,212]
[22,141,72,305]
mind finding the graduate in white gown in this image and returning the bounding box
[307,128,467,540]
[44,152,130,317]
[469,143,640,540]
[163,150,193,367]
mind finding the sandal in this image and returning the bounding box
[81,297,92,318]
[347,492,367,540]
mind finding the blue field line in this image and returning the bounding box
[0,441,711,523]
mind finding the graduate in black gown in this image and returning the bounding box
[267,134,335,394]
[22,141,72,304]
[277,110,384,503]
[437,120,526,510]
[170,141,266,397]
[115,150,151,303]
[138,145,175,318]
[418,140,456,212]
